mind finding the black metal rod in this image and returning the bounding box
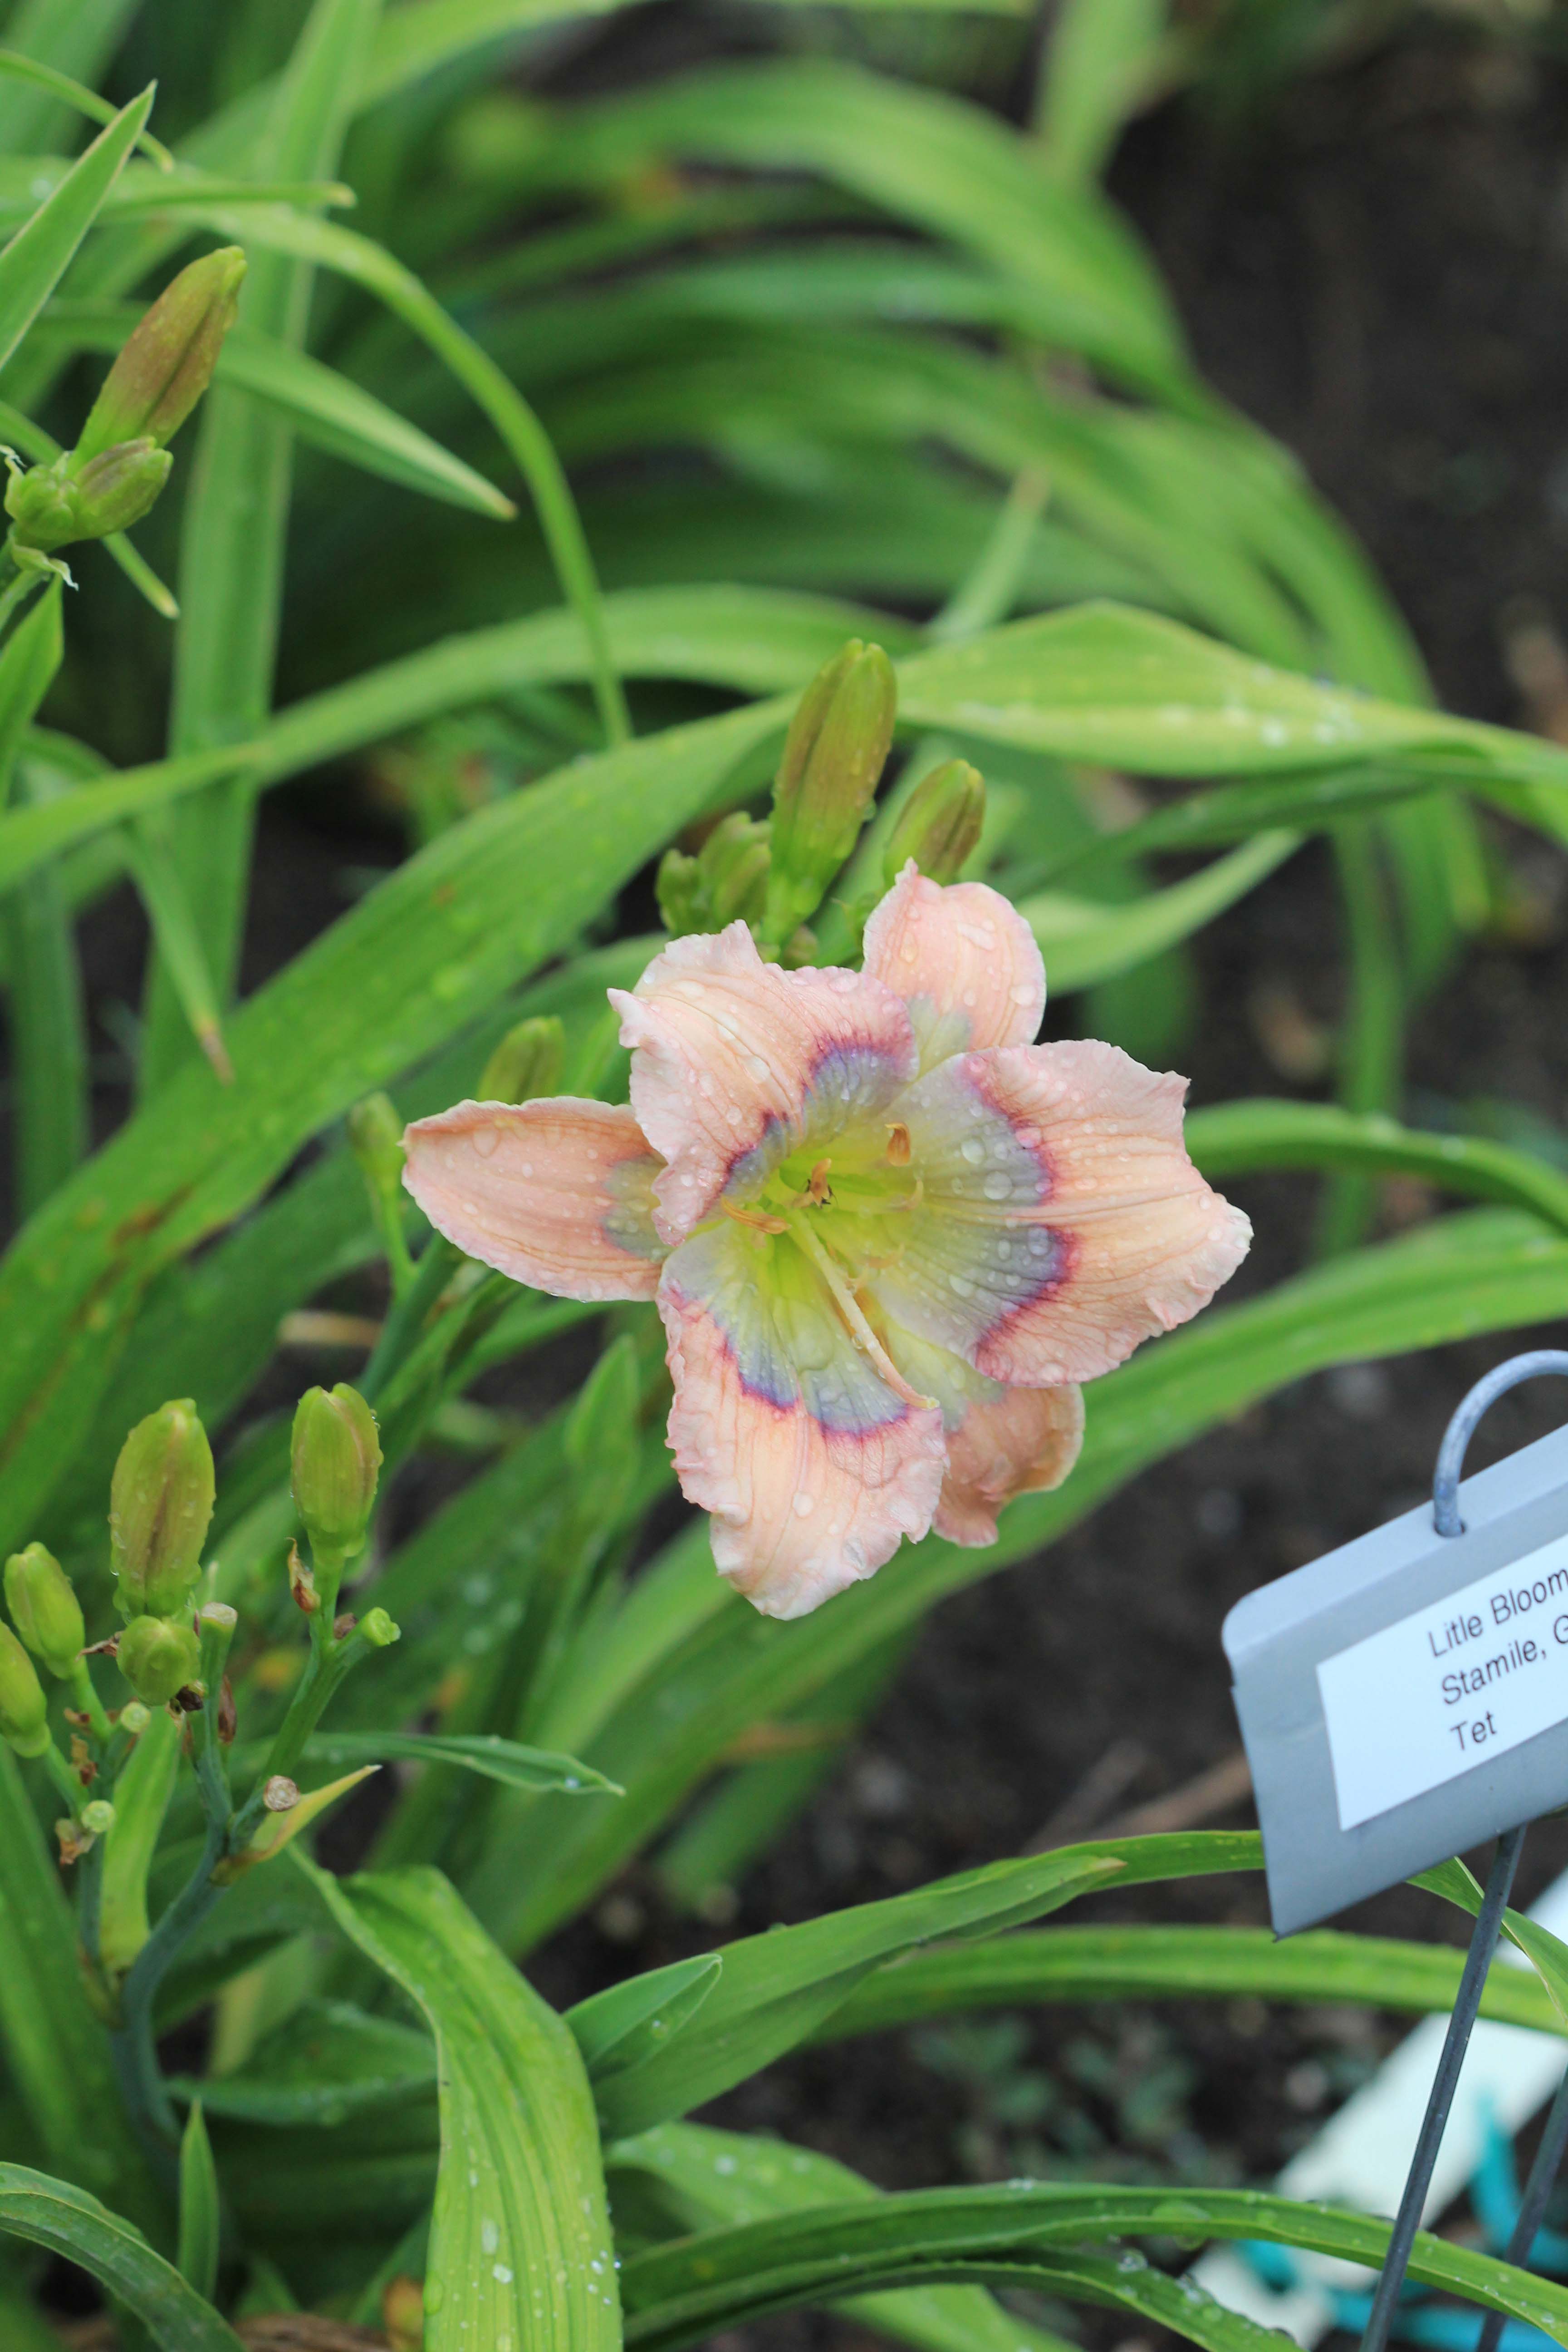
[1473,2057,1568,2352]
[1359,1826,1529,2352]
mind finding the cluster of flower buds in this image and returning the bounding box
[479,1015,565,1106]
[5,246,244,560]
[291,1383,382,1586]
[0,1542,82,1755]
[652,643,988,959]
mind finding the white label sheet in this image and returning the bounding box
[1318,1529,1568,1830]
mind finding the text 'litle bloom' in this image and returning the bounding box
[403,869,1250,1619]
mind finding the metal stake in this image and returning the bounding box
[1358,1352,1568,2352]
[1475,2058,1568,2352]
[1358,1825,1527,2352]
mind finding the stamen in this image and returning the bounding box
[886,1122,911,1166]
[784,1213,936,1411]
[806,1158,833,1205]
[720,1197,789,1236]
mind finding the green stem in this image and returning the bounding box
[69,1660,113,1745]
[110,1817,225,2153]
[39,1739,82,1821]
[358,1232,456,1402]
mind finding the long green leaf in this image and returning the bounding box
[304,1860,621,2352]
[0,0,141,152]
[0,80,150,370]
[0,2165,240,2348]
[1188,1099,1568,1234]
[609,2121,1080,2352]
[568,1838,1250,2138]
[617,2181,1568,2352]
[0,1746,158,2231]
[304,1728,622,1793]
[172,1997,436,2126]
[1021,832,1297,992]
[813,1922,1568,2042]
[143,0,381,1097]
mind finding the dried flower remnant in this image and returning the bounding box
[403,868,1250,1617]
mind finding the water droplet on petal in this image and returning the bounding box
[471,1126,500,1158]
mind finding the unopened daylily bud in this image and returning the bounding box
[117,1615,201,1708]
[383,2275,424,2352]
[74,248,246,469]
[81,1799,115,1837]
[357,1607,400,1649]
[347,1092,403,1197]
[291,1385,382,1570]
[5,1543,84,1679]
[5,437,172,555]
[766,641,896,938]
[478,1015,565,1105]
[119,1701,151,1737]
[657,812,772,939]
[110,1400,215,1619]
[0,1624,47,1757]
[883,760,985,888]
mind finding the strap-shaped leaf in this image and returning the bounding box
[618,2181,1568,2352]
[170,1997,436,2126]
[609,2120,1080,2352]
[0,82,149,368]
[0,2163,240,2349]
[1020,833,1297,994]
[569,1955,722,2085]
[573,1845,1127,2137]
[303,1860,620,2352]
[305,1728,621,1794]
[812,1921,1567,2043]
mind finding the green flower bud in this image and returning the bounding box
[347,1092,404,1196]
[6,438,173,555]
[657,812,772,939]
[883,760,985,890]
[109,1399,215,1619]
[5,1543,84,1679]
[766,641,896,939]
[74,247,246,469]
[0,1624,48,1757]
[81,1799,115,1837]
[478,1015,565,1105]
[291,1385,382,1569]
[119,1701,151,1737]
[117,1615,201,1709]
[357,1607,400,1649]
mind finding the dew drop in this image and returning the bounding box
[471,1126,500,1159]
[961,1137,985,1165]
[793,1493,816,1518]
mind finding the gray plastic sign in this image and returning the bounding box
[1225,1421,1568,1935]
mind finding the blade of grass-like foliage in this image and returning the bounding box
[0,584,87,1215]
[617,2182,1568,2352]
[0,2166,240,2348]
[0,0,141,152]
[1020,832,1297,993]
[0,81,150,371]
[1187,1099,1568,1234]
[813,1923,1566,2042]
[569,1841,1241,2138]
[0,164,355,222]
[0,50,172,167]
[570,1956,723,2087]
[476,1213,1568,1949]
[176,2103,218,2302]
[141,0,381,1100]
[461,60,1192,400]
[0,1745,160,2231]
[304,1728,622,1793]
[608,2121,1081,2352]
[172,1998,436,2126]
[1035,0,1166,185]
[1417,1858,1568,2031]
[1034,765,1439,880]
[124,811,233,1081]
[35,304,517,515]
[304,1860,621,2352]
[191,198,633,744]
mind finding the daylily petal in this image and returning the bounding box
[611,922,917,1246]
[657,1221,946,1617]
[862,863,1045,1068]
[936,1385,1085,1548]
[401,1097,665,1300]
[864,1039,1250,1385]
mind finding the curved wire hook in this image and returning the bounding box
[1432,1350,1568,1538]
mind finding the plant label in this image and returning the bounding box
[1225,1420,1568,1934]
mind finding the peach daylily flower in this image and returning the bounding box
[402,867,1250,1618]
